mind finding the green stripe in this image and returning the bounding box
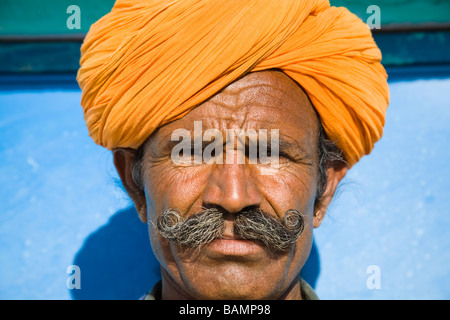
[0,0,449,36]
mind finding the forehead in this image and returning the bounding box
[151,70,319,147]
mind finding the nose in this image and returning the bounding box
[202,157,262,214]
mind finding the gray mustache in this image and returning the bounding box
[152,207,305,253]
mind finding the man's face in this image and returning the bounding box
[115,70,344,299]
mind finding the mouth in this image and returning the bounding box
[205,237,265,258]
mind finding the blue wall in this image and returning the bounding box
[0,72,449,299]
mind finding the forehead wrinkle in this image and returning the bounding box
[204,89,298,129]
[200,97,250,129]
[212,81,310,114]
[218,83,297,106]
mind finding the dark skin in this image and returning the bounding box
[114,70,348,300]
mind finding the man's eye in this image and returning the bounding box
[176,148,196,159]
[270,151,290,162]
[277,152,287,158]
[177,149,189,157]
[246,146,288,164]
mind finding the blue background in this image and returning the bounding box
[0,70,449,299]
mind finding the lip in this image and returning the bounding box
[205,238,264,257]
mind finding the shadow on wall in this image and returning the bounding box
[71,206,160,300]
[71,206,320,300]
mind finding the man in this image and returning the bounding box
[77,0,389,300]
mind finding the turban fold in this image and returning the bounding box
[77,0,389,167]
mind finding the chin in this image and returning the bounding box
[184,263,288,300]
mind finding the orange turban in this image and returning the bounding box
[77,0,389,167]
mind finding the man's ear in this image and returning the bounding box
[313,163,348,228]
[113,148,148,223]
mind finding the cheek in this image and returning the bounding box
[262,171,316,278]
[255,166,318,218]
[147,220,175,272]
[144,162,210,219]
[289,214,314,277]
